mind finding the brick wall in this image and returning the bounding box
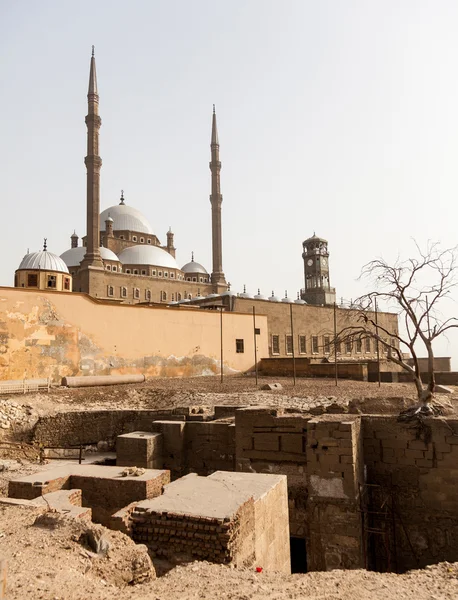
[131,500,255,565]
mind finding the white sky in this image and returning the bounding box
[1,1,457,366]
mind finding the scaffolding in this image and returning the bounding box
[359,482,419,573]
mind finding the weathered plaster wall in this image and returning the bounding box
[0,287,268,381]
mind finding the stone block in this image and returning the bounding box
[435,385,454,394]
[261,383,283,390]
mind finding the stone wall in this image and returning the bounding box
[31,404,458,573]
[259,358,369,380]
[235,408,309,539]
[362,415,458,571]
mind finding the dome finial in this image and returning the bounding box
[191,251,194,262]
[213,104,216,114]
[243,284,246,293]
[285,290,288,298]
[43,238,47,251]
[258,288,260,295]
[92,45,95,57]
[119,190,125,205]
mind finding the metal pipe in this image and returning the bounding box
[220,307,224,384]
[252,306,258,386]
[375,298,381,387]
[334,301,338,386]
[61,374,145,388]
[289,303,296,386]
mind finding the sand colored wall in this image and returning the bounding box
[0,287,268,381]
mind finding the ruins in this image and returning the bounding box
[3,397,458,576]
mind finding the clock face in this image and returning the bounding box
[307,259,313,267]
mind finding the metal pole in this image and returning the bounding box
[252,306,258,386]
[289,303,296,386]
[375,298,381,387]
[220,307,224,384]
[334,301,338,386]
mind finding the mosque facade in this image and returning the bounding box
[14,50,336,313]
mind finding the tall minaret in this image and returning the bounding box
[81,46,103,269]
[209,105,226,287]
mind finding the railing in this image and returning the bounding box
[0,378,51,395]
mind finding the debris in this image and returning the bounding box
[120,466,145,477]
[260,383,283,391]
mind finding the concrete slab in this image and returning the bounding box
[135,471,285,520]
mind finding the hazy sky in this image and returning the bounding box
[1,1,458,365]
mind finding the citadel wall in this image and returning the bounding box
[0,288,268,381]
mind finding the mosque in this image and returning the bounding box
[14,49,336,311]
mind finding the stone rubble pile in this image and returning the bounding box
[0,399,34,430]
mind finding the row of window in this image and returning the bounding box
[105,265,184,280]
[271,335,396,356]
[25,273,71,290]
[107,286,203,302]
[118,235,152,244]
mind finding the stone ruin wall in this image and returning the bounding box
[32,405,458,572]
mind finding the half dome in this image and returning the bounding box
[18,251,69,274]
[60,247,120,268]
[100,204,153,234]
[118,245,179,269]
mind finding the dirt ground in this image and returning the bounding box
[1,375,457,599]
[0,504,457,600]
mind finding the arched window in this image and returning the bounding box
[134,288,140,299]
[161,291,167,302]
[108,285,114,297]
[121,287,127,298]
[133,269,138,275]
[177,293,182,301]
[133,236,137,242]
[106,265,111,271]
[145,289,151,301]
[112,265,117,272]
[147,239,151,244]
[140,237,144,243]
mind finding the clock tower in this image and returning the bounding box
[301,234,336,305]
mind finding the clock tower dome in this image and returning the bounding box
[301,234,336,305]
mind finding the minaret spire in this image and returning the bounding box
[209,105,226,289]
[81,47,103,270]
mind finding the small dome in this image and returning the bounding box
[254,289,265,300]
[181,255,208,275]
[18,250,69,274]
[60,247,119,268]
[239,285,252,299]
[100,203,153,234]
[281,291,293,303]
[118,245,179,269]
[295,293,306,305]
[206,293,219,298]
[268,291,279,302]
[105,215,114,223]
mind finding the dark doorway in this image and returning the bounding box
[290,537,307,573]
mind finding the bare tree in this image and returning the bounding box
[334,242,458,417]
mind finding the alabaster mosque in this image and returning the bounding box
[14,50,336,309]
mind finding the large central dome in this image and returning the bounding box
[100,203,153,234]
